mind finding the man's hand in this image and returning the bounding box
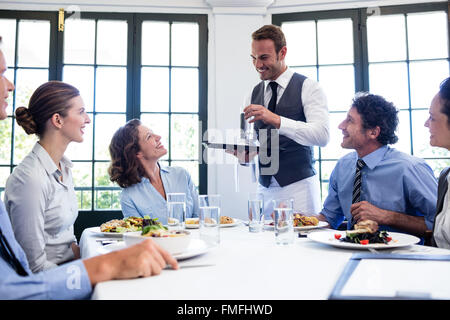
[244,104,281,128]
[112,239,179,279]
[83,238,179,286]
[225,149,258,164]
[350,201,389,225]
[71,242,81,260]
[350,201,428,236]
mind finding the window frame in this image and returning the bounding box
[273,2,450,201]
[0,10,58,197]
[0,10,208,238]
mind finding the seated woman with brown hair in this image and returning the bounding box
[5,81,90,272]
[108,119,199,223]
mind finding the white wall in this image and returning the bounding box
[207,10,272,219]
[0,0,446,219]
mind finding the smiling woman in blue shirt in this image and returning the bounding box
[316,93,437,238]
[108,119,199,223]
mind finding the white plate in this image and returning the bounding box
[307,230,420,250]
[90,227,132,238]
[185,218,200,229]
[294,220,328,231]
[220,218,241,228]
[262,220,328,231]
[97,238,213,261]
[185,218,241,229]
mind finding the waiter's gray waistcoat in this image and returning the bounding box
[251,73,315,188]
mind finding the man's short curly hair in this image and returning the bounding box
[108,119,145,188]
[352,92,399,145]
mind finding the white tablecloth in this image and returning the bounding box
[80,224,450,300]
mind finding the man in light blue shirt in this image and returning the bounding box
[0,200,92,299]
[317,93,437,237]
[0,39,178,299]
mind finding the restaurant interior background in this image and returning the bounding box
[0,0,448,240]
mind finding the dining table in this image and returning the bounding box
[80,221,450,300]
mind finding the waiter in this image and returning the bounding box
[236,24,329,217]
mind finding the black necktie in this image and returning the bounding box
[352,159,366,204]
[0,227,28,276]
[268,81,278,113]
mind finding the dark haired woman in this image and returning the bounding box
[425,77,450,248]
[108,119,199,223]
[4,81,90,273]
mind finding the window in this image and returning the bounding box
[366,9,449,175]
[138,19,202,189]
[273,2,449,201]
[62,15,130,211]
[0,11,208,221]
[0,11,56,200]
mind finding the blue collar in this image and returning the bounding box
[159,163,171,174]
[360,145,389,170]
[141,162,171,182]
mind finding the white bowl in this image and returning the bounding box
[123,230,191,255]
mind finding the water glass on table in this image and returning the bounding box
[248,192,264,233]
[167,193,186,231]
[272,198,294,245]
[198,194,221,246]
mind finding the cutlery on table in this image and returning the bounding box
[96,239,123,245]
[166,263,216,270]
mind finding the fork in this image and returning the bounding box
[165,263,215,270]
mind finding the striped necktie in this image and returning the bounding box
[352,159,366,204]
[0,227,28,276]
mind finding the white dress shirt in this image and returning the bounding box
[434,174,450,249]
[243,67,329,147]
[242,67,329,216]
[4,142,78,273]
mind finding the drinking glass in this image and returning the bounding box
[198,194,221,246]
[240,112,256,142]
[167,193,186,231]
[248,192,264,233]
[272,198,294,245]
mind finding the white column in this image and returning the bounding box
[206,0,272,220]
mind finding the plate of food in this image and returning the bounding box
[185,216,241,229]
[124,219,191,255]
[307,220,420,250]
[263,214,327,231]
[185,217,200,229]
[98,219,213,261]
[219,216,241,228]
[293,214,328,231]
[93,216,145,237]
